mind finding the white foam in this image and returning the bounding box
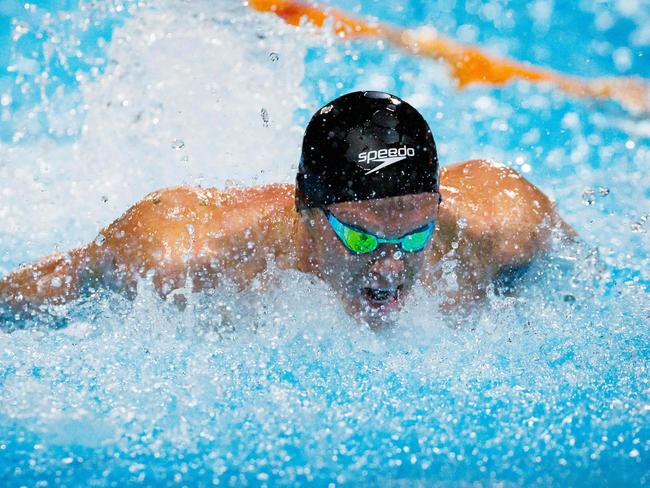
[0,0,309,263]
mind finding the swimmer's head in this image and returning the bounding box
[296,90,439,210]
[296,91,441,327]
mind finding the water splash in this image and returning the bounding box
[0,242,648,485]
[0,0,648,485]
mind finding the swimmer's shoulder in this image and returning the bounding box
[438,159,565,265]
[86,183,298,289]
[138,183,295,211]
[120,183,296,225]
[103,183,296,242]
[89,183,289,245]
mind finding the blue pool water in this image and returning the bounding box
[0,0,649,485]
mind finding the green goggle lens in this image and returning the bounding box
[325,210,434,255]
[343,227,379,253]
[400,228,432,252]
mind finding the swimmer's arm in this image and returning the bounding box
[83,188,204,300]
[0,248,95,319]
[426,160,575,308]
[0,189,193,319]
[1,185,292,321]
[481,163,575,270]
[67,185,285,302]
[447,159,574,268]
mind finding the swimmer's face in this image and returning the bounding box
[301,193,440,328]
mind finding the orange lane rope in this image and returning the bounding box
[249,0,649,114]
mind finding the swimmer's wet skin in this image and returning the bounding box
[0,91,573,329]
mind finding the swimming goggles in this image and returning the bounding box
[322,208,435,254]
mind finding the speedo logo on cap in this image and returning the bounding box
[359,146,415,175]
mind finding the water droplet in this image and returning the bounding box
[598,186,610,197]
[563,294,576,303]
[269,52,279,62]
[393,250,403,260]
[630,213,649,233]
[582,189,596,206]
[171,138,185,150]
[260,108,269,127]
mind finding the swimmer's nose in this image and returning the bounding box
[367,249,406,287]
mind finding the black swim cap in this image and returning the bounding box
[296,91,439,210]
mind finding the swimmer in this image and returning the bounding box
[0,91,572,328]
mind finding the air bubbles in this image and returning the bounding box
[629,222,643,233]
[260,108,269,127]
[581,189,596,206]
[171,138,185,150]
[630,214,648,233]
[582,187,612,206]
[11,22,29,42]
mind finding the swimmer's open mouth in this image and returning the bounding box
[364,285,403,310]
